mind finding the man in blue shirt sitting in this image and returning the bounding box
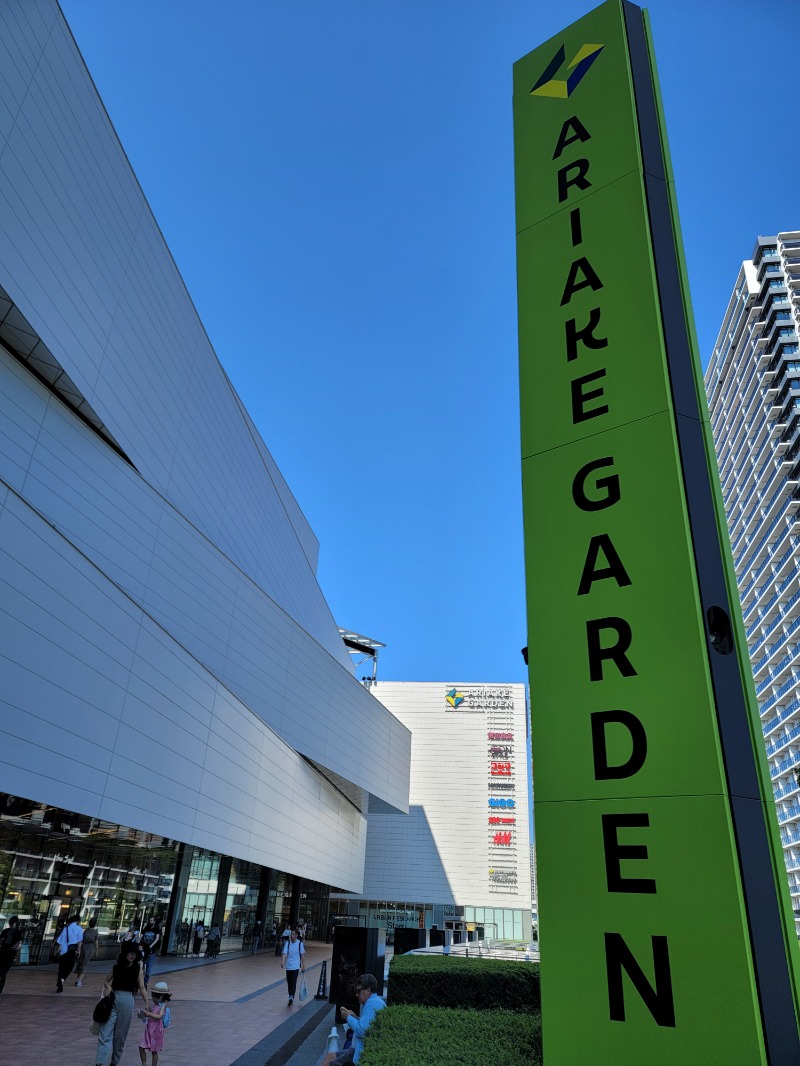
[324,973,386,1065]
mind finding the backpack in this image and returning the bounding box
[162,1005,171,1029]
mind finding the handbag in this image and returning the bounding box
[299,976,308,1002]
[93,992,115,1024]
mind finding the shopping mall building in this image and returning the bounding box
[331,682,533,944]
[0,0,411,960]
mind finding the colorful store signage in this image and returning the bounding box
[514,1,800,1063]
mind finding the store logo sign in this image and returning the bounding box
[530,42,604,99]
[445,688,464,708]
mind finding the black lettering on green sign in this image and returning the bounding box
[601,814,656,893]
[572,458,620,511]
[577,533,631,595]
[587,618,636,681]
[552,115,591,160]
[566,308,607,362]
[604,933,676,1028]
[561,256,604,305]
[590,711,647,780]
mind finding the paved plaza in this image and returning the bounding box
[0,942,335,1066]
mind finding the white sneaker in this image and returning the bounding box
[76,979,83,987]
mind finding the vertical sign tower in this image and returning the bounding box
[514,1,800,1062]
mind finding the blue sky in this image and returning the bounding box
[59,0,799,685]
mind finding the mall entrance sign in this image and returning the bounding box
[514,2,800,1062]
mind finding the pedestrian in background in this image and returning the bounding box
[140,917,161,988]
[205,924,221,957]
[55,913,83,993]
[120,921,141,950]
[281,928,305,1005]
[0,915,22,994]
[192,920,204,957]
[251,920,262,954]
[75,916,98,987]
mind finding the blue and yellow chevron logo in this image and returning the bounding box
[530,43,604,99]
[446,688,464,708]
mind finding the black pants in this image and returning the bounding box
[0,949,14,993]
[57,947,77,984]
[285,967,300,997]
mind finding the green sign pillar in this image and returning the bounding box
[514,2,800,1062]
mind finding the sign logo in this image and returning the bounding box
[445,688,464,708]
[530,42,604,99]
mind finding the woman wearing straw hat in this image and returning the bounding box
[138,979,171,1066]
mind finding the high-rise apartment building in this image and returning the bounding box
[705,232,800,929]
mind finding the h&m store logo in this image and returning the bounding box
[530,42,604,99]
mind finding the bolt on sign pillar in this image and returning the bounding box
[514,2,800,1063]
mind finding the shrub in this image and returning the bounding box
[388,953,540,1013]
[359,1004,541,1066]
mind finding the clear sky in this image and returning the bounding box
[59,0,799,685]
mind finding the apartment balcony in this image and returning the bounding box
[760,670,800,716]
[768,723,800,760]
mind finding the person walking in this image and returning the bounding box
[0,915,22,994]
[137,978,171,1066]
[120,921,141,952]
[192,920,204,957]
[139,917,161,988]
[205,923,221,957]
[55,913,83,992]
[75,916,98,987]
[95,943,148,1066]
[251,920,262,954]
[281,927,305,1005]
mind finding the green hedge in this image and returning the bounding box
[359,1004,541,1066]
[388,953,540,1013]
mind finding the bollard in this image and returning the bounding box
[324,1026,340,1056]
[315,959,328,999]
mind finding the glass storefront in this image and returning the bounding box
[329,897,530,945]
[0,792,329,962]
[0,794,178,962]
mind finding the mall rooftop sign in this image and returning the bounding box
[514,2,800,1063]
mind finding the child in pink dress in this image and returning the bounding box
[138,979,171,1066]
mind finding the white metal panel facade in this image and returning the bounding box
[0,0,409,891]
[362,682,532,910]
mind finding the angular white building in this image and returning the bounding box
[0,0,410,956]
[705,232,800,931]
[331,681,533,943]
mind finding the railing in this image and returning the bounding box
[742,542,796,609]
[731,476,787,557]
[754,614,800,679]
[772,749,800,780]
[749,570,800,651]
[767,722,800,758]
[756,652,798,696]
[760,673,800,715]
[737,495,799,576]
[763,697,800,735]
